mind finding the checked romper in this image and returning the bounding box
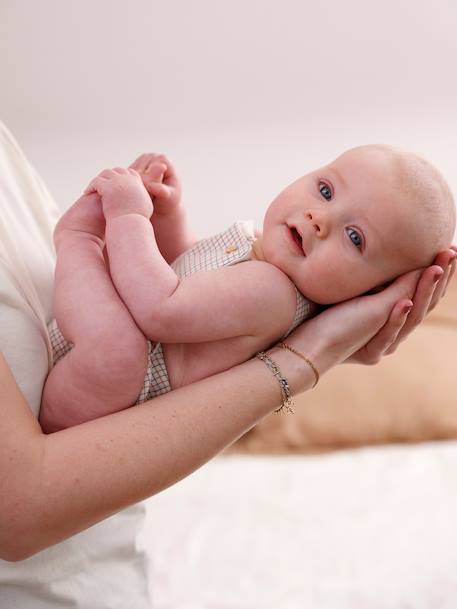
[48,221,314,404]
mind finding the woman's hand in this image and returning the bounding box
[347,247,456,365]
[287,271,418,376]
[285,247,456,379]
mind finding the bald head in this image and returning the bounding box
[344,144,456,266]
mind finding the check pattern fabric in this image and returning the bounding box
[136,342,170,401]
[48,319,73,365]
[48,221,313,405]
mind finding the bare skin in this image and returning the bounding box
[40,193,151,427]
[40,151,456,432]
[2,253,456,561]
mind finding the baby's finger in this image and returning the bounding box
[83,178,101,195]
[164,166,179,188]
[143,162,167,180]
[152,155,178,186]
[144,180,168,199]
[135,153,163,173]
[127,168,141,177]
[129,154,149,172]
[93,169,117,179]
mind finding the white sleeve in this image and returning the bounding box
[0,120,58,415]
[0,122,152,609]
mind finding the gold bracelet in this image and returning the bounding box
[256,351,294,414]
[279,342,320,388]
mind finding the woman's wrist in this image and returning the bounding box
[266,344,322,396]
[281,321,338,382]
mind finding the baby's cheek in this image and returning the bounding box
[299,265,365,305]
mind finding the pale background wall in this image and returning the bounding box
[1,0,456,240]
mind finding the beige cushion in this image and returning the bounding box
[231,278,457,454]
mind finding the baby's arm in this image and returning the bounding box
[129,153,197,264]
[89,169,298,344]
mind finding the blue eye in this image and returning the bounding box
[319,182,332,201]
[346,228,363,249]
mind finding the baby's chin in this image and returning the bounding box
[298,281,386,305]
[298,287,354,305]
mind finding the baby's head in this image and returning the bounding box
[261,145,456,304]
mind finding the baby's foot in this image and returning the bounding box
[54,193,106,247]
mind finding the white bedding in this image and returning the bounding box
[144,442,457,608]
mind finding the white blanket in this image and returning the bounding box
[145,444,457,608]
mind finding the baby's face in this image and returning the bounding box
[262,148,427,304]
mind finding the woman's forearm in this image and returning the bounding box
[2,268,425,560]
[0,348,313,561]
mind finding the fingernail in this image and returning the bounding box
[402,304,413,315]
[433,271,443,283]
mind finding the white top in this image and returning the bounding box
[0,122,151,608]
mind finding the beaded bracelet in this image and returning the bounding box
[256,351,294,414]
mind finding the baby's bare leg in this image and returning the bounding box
[40,193,148,433]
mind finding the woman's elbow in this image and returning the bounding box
[0,500,46,561]
[0,449,49,561]
[0,527,40,562]
[0,545,33,563]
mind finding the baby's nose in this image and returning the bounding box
[305,210,329,238]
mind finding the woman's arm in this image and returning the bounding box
[0,347,317,562]
[0,257,452,562]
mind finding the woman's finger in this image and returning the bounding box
[381,249,456,354]
[429,248,456,304]
[391,265,443,345]
[430,258,452,306]
[446,257,456,292]
[362,299,413,360]
[441,252,457,298]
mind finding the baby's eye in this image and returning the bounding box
[346,228,363,249]
[319,181,332,201]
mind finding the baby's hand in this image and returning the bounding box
[129,153,182,215]
[84,167,153,221]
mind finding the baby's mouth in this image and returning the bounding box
[290,226,306,255]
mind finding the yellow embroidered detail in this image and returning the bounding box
[225,245,238,254]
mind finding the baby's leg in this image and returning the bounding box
[40,193,149,433]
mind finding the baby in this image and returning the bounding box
[39,145,456,432]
